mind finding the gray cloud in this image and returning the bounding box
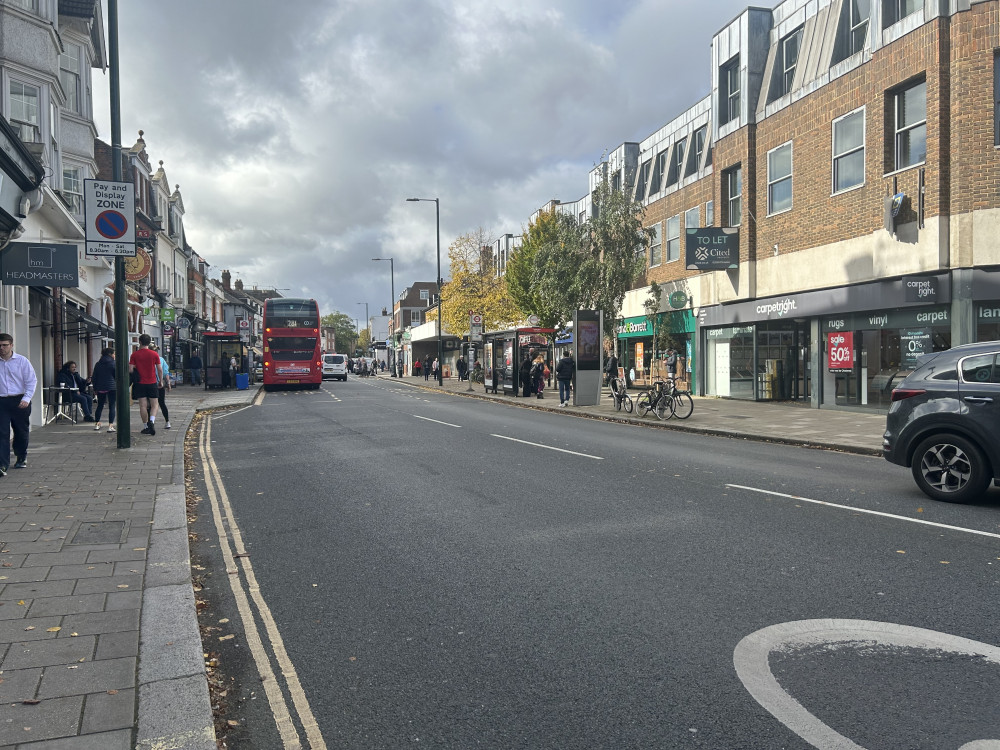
[95,0,749,320]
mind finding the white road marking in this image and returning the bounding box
[491,434,603,460]
[726,484,1000,540]
[734,619,1000,750]
[413,415,461,427]
[212,405,253,419]
[201,418,327,749]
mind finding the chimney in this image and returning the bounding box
[235,278,243,291]
[222,269,231,290]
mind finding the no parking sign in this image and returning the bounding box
[84,180,136,257]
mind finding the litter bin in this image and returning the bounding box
[235,373,249,390]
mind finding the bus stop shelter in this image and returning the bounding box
[201,332,248,389]
[481,327,555,395]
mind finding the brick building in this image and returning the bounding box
[534,0,1000,411]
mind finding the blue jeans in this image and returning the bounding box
[558,380,571,403]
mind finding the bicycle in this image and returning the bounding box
[470,366,484,384]
[609,377,633,414]
[663,377,694,420]
[635,380,670,420]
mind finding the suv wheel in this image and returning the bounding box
[911,433,991,503]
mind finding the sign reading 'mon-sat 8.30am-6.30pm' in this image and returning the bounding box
[84,179,136,257]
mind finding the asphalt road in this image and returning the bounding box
[188,377,1000,750]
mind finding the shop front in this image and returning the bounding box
[614,310,695,387]
[699,273,954,410]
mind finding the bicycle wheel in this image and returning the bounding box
[671,391,694,419]
[654,393,673,420]
[635,392,652,417]
[622,394,634,413]
[613,394,622,412]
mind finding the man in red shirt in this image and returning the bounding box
[129,333,163,435]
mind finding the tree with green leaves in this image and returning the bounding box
[507,178,651,332]
[439,228,520,335]
[321,311,358,354]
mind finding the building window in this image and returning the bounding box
[419,289,429,301]
[62,166,83,214]
[611,169,622,193]
[833,108,865,192]
[767,142,793,215]
[883,0,919,27]
[720,56,740,125]
[10,81,40,143]
[706,201,714,227]
[666,140,685,188]
[994,51,1000,147]
[648,222,662,267]
[649,149,669,195]
[59,43,82,114]
[686,126,707,177]
[410,310,422,325]
[665,215,681,262]
[8,0,38,11]
[893,78,926,170]
[725,166,742,227]
[685,206,700,230]
[635,159,651,201]
[835,0,870,62]
[770,28,803,101]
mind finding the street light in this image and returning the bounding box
[372,257,396,376]
[406,197,443,386]
[356,302,369,356]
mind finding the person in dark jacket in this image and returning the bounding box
[519,349,536,397]
[189,350,203,386]
[57,361,94,421]
[604,351,619,386]
[556,349,575,407]
[91,348,117,432]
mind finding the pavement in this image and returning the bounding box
[0,374,888,749]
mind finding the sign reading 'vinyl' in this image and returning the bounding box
[685,228,739,270]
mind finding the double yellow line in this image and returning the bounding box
[199,415,327,749]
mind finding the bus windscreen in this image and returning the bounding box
[265,300,318,328]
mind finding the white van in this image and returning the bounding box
[322,353,348,381]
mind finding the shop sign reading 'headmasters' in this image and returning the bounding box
[685,228,739,270]
[0,242,79,287]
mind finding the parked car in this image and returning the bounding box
[883,341,1000,503]
[322,353,348,381]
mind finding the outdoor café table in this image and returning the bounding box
[45,385,79,425]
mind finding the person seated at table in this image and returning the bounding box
[56,361,94,422]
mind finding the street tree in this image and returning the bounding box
[438,228,520,336]
[509,179,651,331]
[321,311,358,354]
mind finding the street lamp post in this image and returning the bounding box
[406,197,443,386]
[356,302,370,361]
[372,257,395,376]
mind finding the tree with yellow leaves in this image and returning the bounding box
[432,228,520,338]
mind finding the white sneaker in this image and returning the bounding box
[94,422,101,431]
[165,422,171,429]
[108,424,116,432]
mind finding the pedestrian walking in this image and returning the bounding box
[91,347,117,432]
[0,333,37,474]
[456,355,467,381]
[423,355,431,381]
[56,361,95,421]
[189,349,203,386]
[413,358,421,377]
[431,357,439,381]
[151,344,172,429]
[605,350,619,386]
[519,348,535,397]
[130,333,163,435]
[556,349,575,406]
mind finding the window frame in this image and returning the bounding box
[781,28,803,96]
[850,0,870,55]
[59,42,82,114]
[883,0,919,28]
[706,200,715,227]
[62,164,83,214]
[648,222,662,267]
[725,166,742,227]
[832,107,866,194]
[665,215,681,262]
[686,126,707,177]
[893,78,927,171]
[767,142,793,215]
[9,80,41,143]
[635,159,651,202]
[684,206,700,231]
[410,310,422,325]
[721,57,741,125]
[666,140,685,188]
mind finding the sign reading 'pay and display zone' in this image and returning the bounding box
[84,179,136,257]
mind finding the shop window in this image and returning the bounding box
[890,77,926,171]
[720,56,740,125]
[833,108,865,192]
[648,222,662,267]
[725,166,742,227]
[767,142,793,215]
[665,215,681,262]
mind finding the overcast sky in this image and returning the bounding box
[93,0,750,322]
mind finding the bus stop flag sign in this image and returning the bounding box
[84,179,136,257]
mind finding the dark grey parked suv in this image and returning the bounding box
[884,341,1000,503]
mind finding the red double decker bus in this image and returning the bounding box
[262,298,322,390]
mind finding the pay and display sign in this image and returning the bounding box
[827,332,854,373]
[84,180,136,257]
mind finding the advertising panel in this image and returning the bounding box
[827,331,854,373]
[685,227,739,270]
